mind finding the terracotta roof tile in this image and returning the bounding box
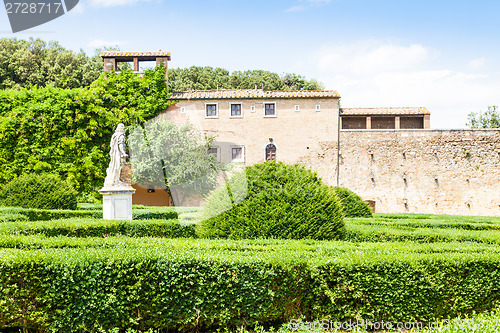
[170,89,340,99]
[341,107,430,116]
[99,51,171,58]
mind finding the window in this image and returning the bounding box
[315,104,321,111]
[180,107,186,114]
[231,146,244,162]
[230,103,242,117]
[295,105,300,112]
[205,103,218,118]
[266,144,276,161]
[264,103,276,117]
[208,147,220,162]
[250,106,256,112]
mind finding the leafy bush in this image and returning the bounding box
[133,207,178,220]
[333,187,372,218]
[0,65,171,194]
[0,206,94,222]
[0,174,78,210]
[0,218,195,238]
[2,240,500,331]
[199,162,345,240]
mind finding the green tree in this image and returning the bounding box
[0,38,105,89]
[128,120,223,206]
[0,65,171,194]
[168,66,323,91]
[467,106,500,128]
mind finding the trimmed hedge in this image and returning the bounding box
[2,243,500,331]
[0,174,78,210]
[0,207,178,222]
[0,207,94,222]
[133,207,179,220]
[0,218,195,238]
[333,187,372,218]
[199,162,345,240]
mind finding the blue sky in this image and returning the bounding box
[2,0,500,128]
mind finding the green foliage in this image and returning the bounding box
[344,214,500,244]
[133,207,179,220]
[0,206,178,222]
[0,174,77,210]
[0,65,171,193]
[0,38,104,89]
[0,206,93,222]
[168,66,324,91]
[0,218,195,238]
[2,239,500,331]
[333,186,373,218]
[199,162,345,240]
[467,106,500,128]
[129,120,223,206]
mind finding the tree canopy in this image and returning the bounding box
[0,38,324,92]
[129,120,223,206]
[0,38,105,90]
[467,106,500,128]
[0,66,171,194]
[167,66,324,91]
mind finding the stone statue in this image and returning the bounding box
[103,123,128,187]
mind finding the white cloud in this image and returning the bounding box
[87,39,127,48]
[88,0,154,8]
[468,57,485,69]
[309,40,500,129]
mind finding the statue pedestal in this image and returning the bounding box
[99,184,136,220]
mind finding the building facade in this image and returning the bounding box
[106,50,497,215]
[163,89,341,165]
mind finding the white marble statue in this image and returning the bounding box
[103,123,128,187]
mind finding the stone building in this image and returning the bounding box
[111,52,499,216]
[163,89,341,165]
[340,107,430,130]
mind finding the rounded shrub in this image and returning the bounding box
[0,174,78,210]
[198,162,345,240]
[333,186,373,218]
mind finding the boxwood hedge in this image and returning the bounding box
[0,218,195,238]
[199,162,345,240]
[333,187,373,218]
[1,244,500,332]
[0,173,78,210]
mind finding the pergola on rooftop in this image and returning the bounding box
[99,51,171,74]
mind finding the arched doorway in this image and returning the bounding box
[266,143,276,161]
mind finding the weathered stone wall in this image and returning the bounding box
[301,129,500,216]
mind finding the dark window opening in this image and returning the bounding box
[342,116,367,129]
[400,116,424,129]
[231,104,242,117]
[206,104,217,117]
[265,103,275,116]
[266,144,276,161]
[371,117,395,129]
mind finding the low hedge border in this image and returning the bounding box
[0,207,94,222]
[0,218,195,238]
[345,222,500,244]
[1,247,500,332]
[0,207,179,222]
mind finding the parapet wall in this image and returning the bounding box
[301,129,500,216]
